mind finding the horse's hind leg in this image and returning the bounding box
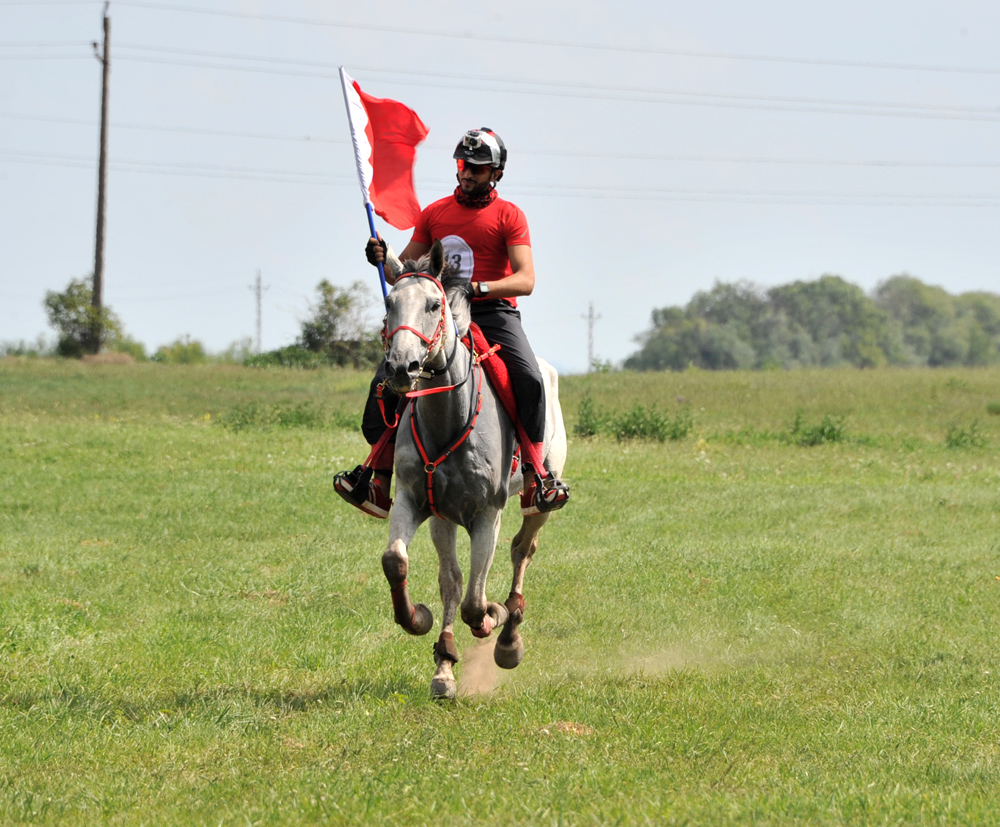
[495,513,548,670]
[429,518,462,700]
[383,505,433,636]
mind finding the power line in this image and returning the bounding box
[0,41,90,47]
[0,54,90,59]
[111,54,1000,124]
[111,43,1000,122]
[7,0,1000,80]
[99,1,1000,78]
[5,112,1000,170]
[0,112,345,144]
[4,151,1000,206]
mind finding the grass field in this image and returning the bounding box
[2,359,999,825]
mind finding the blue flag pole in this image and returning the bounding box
[365,203,389,299]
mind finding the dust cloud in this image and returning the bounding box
[457,637,501,697]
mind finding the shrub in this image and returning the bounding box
[986,402,1000,417]
[217,401,359,432]
[575,396,693,442]
[0,337,54,358]
[245,346,328,369]
[790,410,846,446]
[611,404,692,443]
[945,421,987,449]
[153,337,207,365]
[573,395,605,438]
[43,277,125,357]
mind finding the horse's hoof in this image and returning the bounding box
[487,601,510,629]
[404,603,433,636]
[431,677,457,701]
[494,634,524,670]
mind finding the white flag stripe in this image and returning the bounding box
[339,67,373,205]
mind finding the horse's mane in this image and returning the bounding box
[400,247,472,339]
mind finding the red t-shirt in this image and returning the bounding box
[410,194,531,307]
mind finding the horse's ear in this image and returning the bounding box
[430,239,445,278]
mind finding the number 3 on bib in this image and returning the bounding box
[441,235,475,281]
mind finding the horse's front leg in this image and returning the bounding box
[495,512,548,669]
[383,501,433,636]
[428,518,462,700]
[460,508,509,639]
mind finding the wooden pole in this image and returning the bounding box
[90,4,110,353]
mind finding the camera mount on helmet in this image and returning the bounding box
[452,128,507,171]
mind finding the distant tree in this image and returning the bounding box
[298,280,381,368]
[873,275,956,364]
[153,336,208,364]
[625,311,756,371]
[953,292,1000,365]
[43,276,123,357]
[874,276,1000,366]
[770,275,901,367]
[626,273,1000,372]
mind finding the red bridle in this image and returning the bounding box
[381,272,449,365]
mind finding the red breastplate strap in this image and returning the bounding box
[409,360,484,519]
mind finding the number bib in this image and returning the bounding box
[440,235,475,281]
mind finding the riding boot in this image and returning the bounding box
[518,441,570,516]
[334,444,395,518]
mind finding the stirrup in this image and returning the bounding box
[334,465,393,518]
[333,464,371,506]
[520,473,570,516]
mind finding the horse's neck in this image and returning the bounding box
[412,329,475,437]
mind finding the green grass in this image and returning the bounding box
[3,360,1000,824]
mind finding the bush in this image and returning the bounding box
[573,395,606,438]
[945,421,987,449]
[43,277,125,357]
[153,337,207,365]
[217,401,359,432]
[245,346,329,369]
[0,337,54,358]
[790,410,846,446]
[108,336,148,361]
[611,404,693,442]
[575,396,692,442]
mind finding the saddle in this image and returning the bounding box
[463,322,518,427]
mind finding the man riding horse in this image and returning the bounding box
[334,128,570,519]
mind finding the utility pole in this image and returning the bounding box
[89,2,110,353]
[250,271,269,353]
[582,302,601,372]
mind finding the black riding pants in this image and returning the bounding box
[362,300,546,446]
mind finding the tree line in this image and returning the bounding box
[20,277,381,367]
[625,275,1000,371]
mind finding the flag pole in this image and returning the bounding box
[364,203,388,299]
[339,67,388,298]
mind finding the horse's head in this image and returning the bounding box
[382,239,472,393]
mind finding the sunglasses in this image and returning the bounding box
[457,160,493,174]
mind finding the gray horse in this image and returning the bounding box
[379,240,567,700]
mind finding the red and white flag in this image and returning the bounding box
[339,67,428,230]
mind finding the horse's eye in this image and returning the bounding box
[427,299,441,312]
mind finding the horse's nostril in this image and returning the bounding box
[407,361,420,374]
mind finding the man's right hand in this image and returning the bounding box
[365,237,387,266]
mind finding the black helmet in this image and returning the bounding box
[453,128,507,170]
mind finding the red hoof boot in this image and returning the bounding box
[520,473,570,516]
[334,465,392,519]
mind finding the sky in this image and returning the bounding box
[2,0,999,374]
